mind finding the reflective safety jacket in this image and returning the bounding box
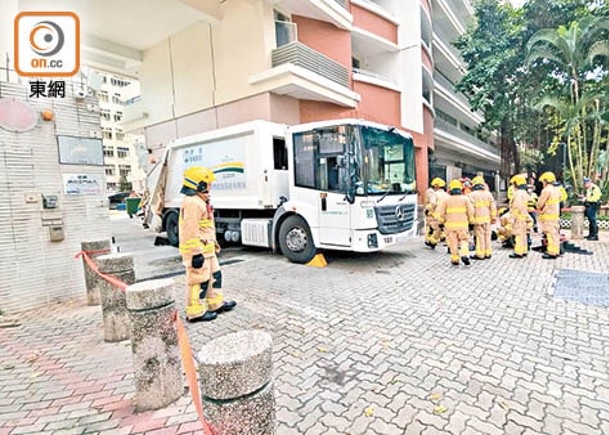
[510,189,530,223]
[179,195,217,263]
[429,190,450,220]
[436,194,474,230]
[467,190,497,224]
[585,183,602,203]
[537,184,562,223]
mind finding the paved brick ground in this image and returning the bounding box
[1,233,609,434]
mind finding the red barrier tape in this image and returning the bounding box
[77,251,213,434]
[175,312,213,435]
[75,251,128,293]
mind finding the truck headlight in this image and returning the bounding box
[367,233,378,248]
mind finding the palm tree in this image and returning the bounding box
[526,18,609,193]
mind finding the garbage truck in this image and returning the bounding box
[145,118,419,263]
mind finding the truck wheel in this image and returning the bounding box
[165,211,180,248]
[278,215,316,264]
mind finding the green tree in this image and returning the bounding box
[526,17,609,192]
[118,174,132,192]
[456,0,609,179]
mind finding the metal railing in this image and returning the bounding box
[272,42,350,88]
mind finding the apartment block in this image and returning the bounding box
[12,0,500,194]
[94,71,147,192]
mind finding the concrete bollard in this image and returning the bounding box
[81,239,112,306]
[126,278,182,411]
[571,205,586,240]
[199,330,275,435]
[97,253,135,342]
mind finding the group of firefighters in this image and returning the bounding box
[425,172,575,265]
[173,163,601,320]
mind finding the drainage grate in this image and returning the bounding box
[553,269,609,307]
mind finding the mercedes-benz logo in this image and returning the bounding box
[395,206,406,221]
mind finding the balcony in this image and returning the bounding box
[432,33,465,81]
[433,72,483,125]
[266,0,352,29]
[351,0,399,57]
[272,42,349,87]
[249,42,360,108]
[434,118,500,162]
[353,68,399,91]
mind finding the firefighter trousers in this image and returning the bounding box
[540,219,560,256]
[473,223,492,258]
[447,229,470,263]
[185,255,225,320]
[512,220,528,256]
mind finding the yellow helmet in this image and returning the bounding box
[431,178,446,188]
[472,176,485,186]
[448,179,463,192]
[510,174,527,186]
[539,171,556,183]
[182,166,216,195]
[498,207,507,216]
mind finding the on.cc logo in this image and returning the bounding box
[29,21,65,57]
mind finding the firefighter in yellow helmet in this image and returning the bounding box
[468,176,497,259]
[508,174,532,258]
[425,178,449,248]
[437,179,474,265]
[537,171,562,259]
[179,167,237,321]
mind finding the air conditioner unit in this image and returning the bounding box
[89,130,102,139]
[75,89,88,100]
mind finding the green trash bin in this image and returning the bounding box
[125,197,141,217]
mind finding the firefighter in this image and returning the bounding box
[424,180,437,247]
[527,184,539,232]
[468,176,497,260]
[496,207,513,246]
[508,174,531,259]
[537,171,562,259]
[179,167,237,322]
[425,178,449,248]
[437,179,474,266]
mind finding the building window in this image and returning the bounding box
[114,111,123,122]
[112,93,122,105]
[115,130,125,141]
[100,109,111,121]
[117,147,129,158]
[103,146,114,157]
[97,91,109,102]
[102,127,113,140]
[275,11,296,48]
[111,77,130,87]
[105,166,115,176]
[119,164,131,177]
[107,182,117,190]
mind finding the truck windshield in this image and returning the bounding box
[356,126,416,196]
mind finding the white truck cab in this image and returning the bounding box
[147,118,418,263]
